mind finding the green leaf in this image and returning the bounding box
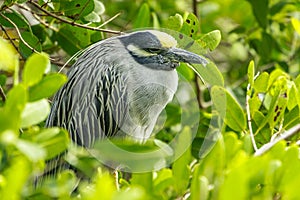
[21,99,50,128]
[248,94,262,116]
[283,106,300,129]
[211,86,246,131]
[1,84,27,132]
[153,168,174,196]
[267,69,288,92]
[287,84,298,110]
[90,138,173,172]
[81,170,116,199]
[54,25,90,55]
[28,73,67,102]
[34,128,69,160]
[152,12,160,29]
[133,3,150,28]
[19,31,42,58]
[177,63,195,81]
[190,165,209,200]
[172,127,191,195]
[188,62,224,87]
[0,157,31,200]
[247,60,255,87]
[22,52,50,87]
[197,134,225,183]
[83,0,105,22]
[131,172,153,192]
[197,30,221,51]
[254,72,269,92]
[165,14,183,31]
[0,11,29,29]
[247,0,269,29]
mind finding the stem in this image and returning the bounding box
[0,85,6,102]
[192,0,203,109]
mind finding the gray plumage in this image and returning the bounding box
[40,30,207,182]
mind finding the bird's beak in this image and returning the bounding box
[166,47,208,66]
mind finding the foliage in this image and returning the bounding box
[0,0,300,199]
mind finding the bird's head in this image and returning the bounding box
[119,30,208,71]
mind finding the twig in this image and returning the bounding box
[254,124,300,156]
[16,3,58,32]
[97,12,122,28]
[28,0,122,35]
[0,12,39,54]
[246,82,258,151]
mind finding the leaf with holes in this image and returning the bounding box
[60,0,95,19]
[180,13,199,39]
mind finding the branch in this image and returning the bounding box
[0,25,19,53]
[254,124,300,156]
[0,85,6,102]
[28,0,123,35]
[0,12,39,54]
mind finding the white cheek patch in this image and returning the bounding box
[127,44,157,57]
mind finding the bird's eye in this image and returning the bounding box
[145,48,162,53]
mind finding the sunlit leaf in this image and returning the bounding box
[28,73,67,102]
[22,52,50,87]
[165,14,183,31]
[21,99,50,128]
[247,60,255,87]
[15,139,46,162]
[254,72,269,92]
[291,17,300,35]
[34,128,69,159]
[0,37,18,72]
[197,30,221,51]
